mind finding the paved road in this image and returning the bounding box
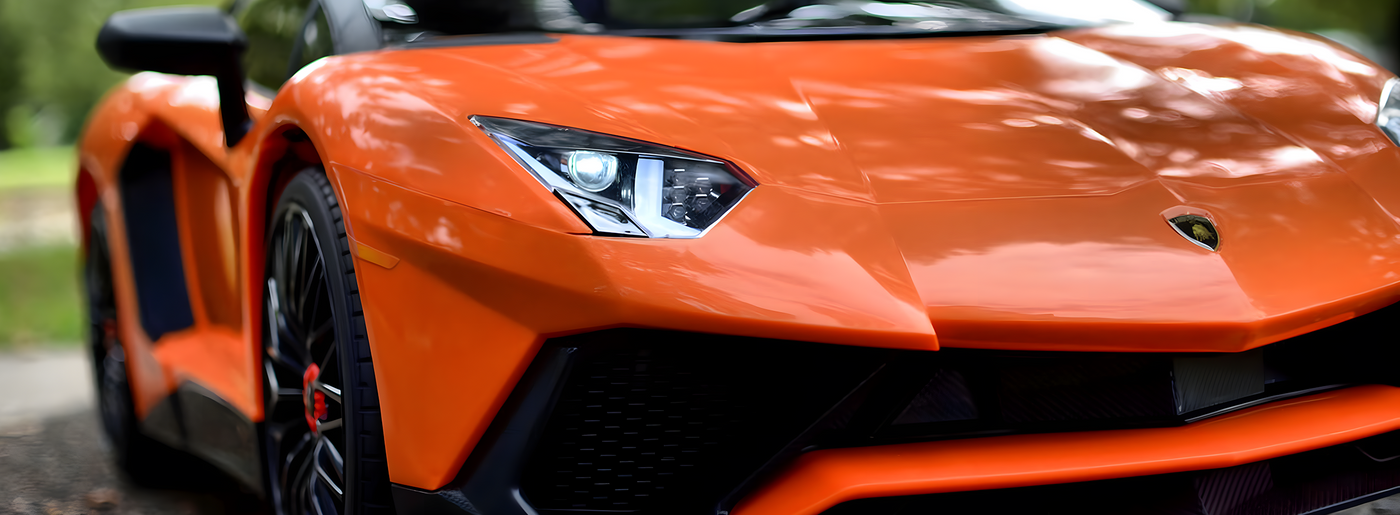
[2,349,1399,515]
[0,350,263,515]
[0,351,94,426]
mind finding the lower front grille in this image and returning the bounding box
[520,331,886,513]
[821,430,1400,515]
[524,347,745,510]
[439,300,1400,515]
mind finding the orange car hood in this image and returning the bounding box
[427,25,1381,202]
[348,23,1400,351]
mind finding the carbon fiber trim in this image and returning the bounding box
[1196,463,1272,515]
[1174,350,1266,415]
[892,369,977,425]
[998,354,1174,423]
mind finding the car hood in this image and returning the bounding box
[331,24,1400,351]
[426,25,1383,204]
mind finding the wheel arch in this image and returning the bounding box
[239,118,343,421]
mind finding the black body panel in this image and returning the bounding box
[178,382,262,489]
[136,380,263,492]
[118,143,194,341]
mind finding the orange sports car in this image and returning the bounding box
[79,0,1400,514]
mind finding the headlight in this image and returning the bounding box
[1377,78,1400,145]
[472,116,756,238]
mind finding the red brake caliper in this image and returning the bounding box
[302,363,328,433]
[101,320,118,348]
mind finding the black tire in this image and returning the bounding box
[87,205,208,487]
[261,169,393,515]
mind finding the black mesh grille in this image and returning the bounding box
[528,348,741,509]
[520,331,885,514]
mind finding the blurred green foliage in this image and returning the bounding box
[0,0,220,150]
[0,245,81,348]
[1191,0,1396,43]
[1192,0,1388,38]
[238,0,313,89]
[0,146,75,189]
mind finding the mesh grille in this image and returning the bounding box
[526,348,741,509]
[520,333,884,514]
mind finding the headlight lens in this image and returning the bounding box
[473,116,756,238]
[1377,78,1400,145]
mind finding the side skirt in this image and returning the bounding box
[138,381,264,493]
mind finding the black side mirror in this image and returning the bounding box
[97,7,252,147]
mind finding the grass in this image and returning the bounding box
[0,146,76,190]
[0,245,82,349]
[0,146,82,349]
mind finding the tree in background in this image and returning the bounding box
[1188,0,1397,69]
[0,18,21,149]
[0,0,220,150]
[1192,0,1392,37]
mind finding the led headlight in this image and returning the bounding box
[567,151,618,192]
[472,116,756,238]
[1377,78,1400,145]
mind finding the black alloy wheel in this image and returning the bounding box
[87,205,136,457]
[87,206,122,438]
[261,169,392,515]
[87,205,197,485]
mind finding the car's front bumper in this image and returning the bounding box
[739,384,1400,515]
[385,324,1400,515]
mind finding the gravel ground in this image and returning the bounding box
[0,410,264,515]
[0,350,264,515]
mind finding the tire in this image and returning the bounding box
[87,205,208,487]
[261,169,393,515]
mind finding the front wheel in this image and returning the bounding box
[260,169,393,515]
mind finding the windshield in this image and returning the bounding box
[378,0,1170,43]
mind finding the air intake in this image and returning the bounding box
[519,331,885,513]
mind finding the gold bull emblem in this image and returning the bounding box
[1191,223,1215,242]
[1168,214,1219,251]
